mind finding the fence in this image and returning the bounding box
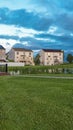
[0,62,25,67]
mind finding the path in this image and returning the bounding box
[16,75,73,79]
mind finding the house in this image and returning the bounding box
[40,49,64,65]
[0,45,6,62]
[8,48,34,65]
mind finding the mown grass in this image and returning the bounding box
[0,76,73,130]
[23,73,73,77]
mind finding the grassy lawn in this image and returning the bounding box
[0,76,73,130]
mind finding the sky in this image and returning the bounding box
[0,0,73,56]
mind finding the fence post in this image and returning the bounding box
[6,64,8,73]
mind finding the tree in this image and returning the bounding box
[67,54,73,63]
[34,54,40,65]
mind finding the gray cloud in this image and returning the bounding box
[0,7,53,31]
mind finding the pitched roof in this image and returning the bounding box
[13,48,33,52]
[0,45,5,50]
[42,49,63,52]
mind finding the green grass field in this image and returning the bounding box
[0,76,73,130]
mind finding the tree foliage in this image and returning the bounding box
[67,54,73,63]
[34,54,40,65]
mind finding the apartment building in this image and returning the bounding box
[40,49,64,65]
[0,45,6,62]
[8,48,34,65]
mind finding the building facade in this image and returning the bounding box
[40,49,64,65]
[8,48,34,65]
[0,45,6,62]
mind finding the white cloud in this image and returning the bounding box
[23,41,31,46]
[35,37,55,42]
[0,24,45,52]
[48,26,58,34]
[16,27,39,38]
[0,0,48,14]
[55,33,64,36]
[0,38,20,52]
[33,49,40,56]
[70,33,73,36]
[65,50,73,52]
[0,24,43,38]
[0,0,31,10]
[47,26,64,36]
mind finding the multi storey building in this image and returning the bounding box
[8,48,34,65]
[0,45,6,62]
[40,49,64,65]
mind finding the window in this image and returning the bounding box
[23,55,25,59]
[54,56,57,58]
[29,52,31,57]
[59,53,61,56]
[17,51,19,55]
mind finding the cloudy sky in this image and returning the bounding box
[0,0,73,55]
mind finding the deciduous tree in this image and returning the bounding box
[67,54,73,63]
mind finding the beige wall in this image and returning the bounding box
[0,49,6,60]
[8,49,34,65]
[8,49,15,61]
[40,50,45,65]
[40,50,64,65]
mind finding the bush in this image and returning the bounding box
[8,64,73,75]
